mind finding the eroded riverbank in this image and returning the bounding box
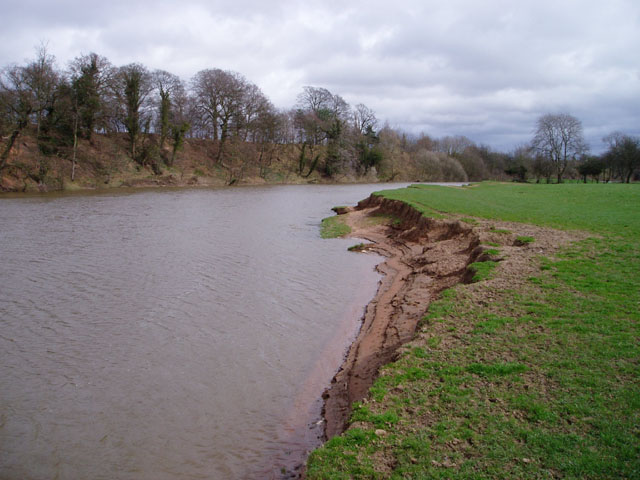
[322,195,480,439]
[320,194,586,441]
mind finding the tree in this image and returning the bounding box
[191,68,247,163]
[350,104,381,174]
[415,150,468,182]
[236,82,271,142]
[457,146,487,181]
[352,103,377,136]
[294,86,351,177]
[505,165,528,182]
[0,64,36,169]
[23,44,59,138]
[603,132,640,183]
[434,135,474,156]
[606,134,640,183]
[577,155,604,183]
[152,69,184,150]
[0,46,61,169]
[532,113,587,183]
[504,144,535,182]
[113,63,153,161]
[531,154,553,183]
[69,53,113,141]
[170,121,190,167]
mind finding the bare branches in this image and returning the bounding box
[532,113,587,183]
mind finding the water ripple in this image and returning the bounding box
[0,184,407,479]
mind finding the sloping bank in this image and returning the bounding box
[322,194,481,438]
[321,193,582,440]
[308,183,634,478]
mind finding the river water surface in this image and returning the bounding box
[0,184,411,479]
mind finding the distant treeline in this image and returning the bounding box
[1,46,638,190]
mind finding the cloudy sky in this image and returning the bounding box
[2,0,638,152]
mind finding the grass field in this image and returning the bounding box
[308,182,639,479]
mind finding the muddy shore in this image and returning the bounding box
[320,194,585,440]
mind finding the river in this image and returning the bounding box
[0,184,414,479]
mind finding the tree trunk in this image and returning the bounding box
[71,111,79,181]
[216,123,228,163]
[131,135,137,162]
[0,128,23,170]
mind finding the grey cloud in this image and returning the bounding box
[1,0,639,152]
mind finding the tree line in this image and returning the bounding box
[1,46,638,188]
[0,46,393,183]
[510,113,640,184]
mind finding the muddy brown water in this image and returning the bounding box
[0,184,423,479]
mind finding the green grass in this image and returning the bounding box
[376,182,640,237]
[467,260,498,282]
[516,235,535,245]
[309,182,640,479]
[321,215,352,238]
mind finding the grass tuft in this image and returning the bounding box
[320,215,352,238]
[467,260,498,282]
[516,235,535,245]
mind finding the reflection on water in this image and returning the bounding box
[0,184,410,479]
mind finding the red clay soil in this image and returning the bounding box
[322,195,481,438]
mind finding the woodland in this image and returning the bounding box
[1,47,638,191]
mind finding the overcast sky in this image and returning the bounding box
[2,0,638,152]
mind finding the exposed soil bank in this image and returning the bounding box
[320,194,586,440]
[322,195,481,438]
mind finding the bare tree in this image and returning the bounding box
[234,82,269,142]
[603,132,640,183]
[532,113,587,183]
[434,135,474,156]
[0,64,36,169]
[24,44,59,138]
[352,103,378,136]
[191,68,246,162]
[457,146,487,181]
[415,150,468,182]
[413,133,435,152]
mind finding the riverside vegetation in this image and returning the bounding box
[308,182,639,479]
[2,47,638,192]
